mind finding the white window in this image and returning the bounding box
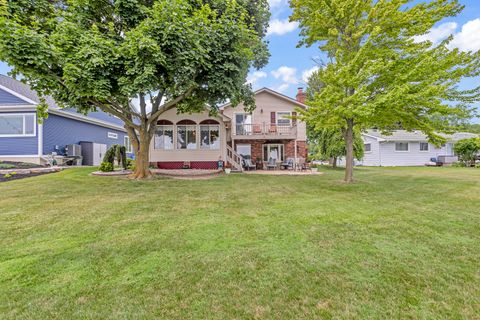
[276,112,291,126]
[395,142,409,152]
[236,144,252,159]
[0,113,36,137]
[155,125,174,150]
[107,132,118,139]
[263,144,284,162]
[124,136,133,153]
[419,142,429,151]
[177,125,197,150]
[364,143,372,152]
[200,125,220,150]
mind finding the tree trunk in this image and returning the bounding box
[130,129,154,179]
[332,156,338,168]
[344,119,354,183]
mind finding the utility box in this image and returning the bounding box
[66,144,82,157]
[80,141,107,166]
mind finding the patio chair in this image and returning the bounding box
[242,158,257,171]
[253,124,262,134]
[297,158,308,171]
[281,158,294,170]
[266,157,277,170]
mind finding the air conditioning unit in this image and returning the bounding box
[66,144,82,157]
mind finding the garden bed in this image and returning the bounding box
[0,167,62,183]
[0,161,44,170]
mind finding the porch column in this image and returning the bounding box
[294,139,298,171]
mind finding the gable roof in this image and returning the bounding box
[220,87,308,110]
[0,75,125,131]
[363,129,478,142]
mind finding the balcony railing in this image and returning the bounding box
[234,123,296,137]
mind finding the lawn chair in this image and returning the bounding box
[242,158,257,171]
[297,157,308,171]
[266,157,277,170]
[281,158,294,170]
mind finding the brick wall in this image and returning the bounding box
[234,139,308,161]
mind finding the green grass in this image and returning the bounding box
[1,167,479,319]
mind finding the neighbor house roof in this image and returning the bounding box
[0,75,125,131]
[363,129,478,142]
[219,87,308,111]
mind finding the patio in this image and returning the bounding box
[243,169,322,175]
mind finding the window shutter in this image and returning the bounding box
[270,112,276,124]
[292,112,297,125]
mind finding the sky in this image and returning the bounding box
[1,0,479,120]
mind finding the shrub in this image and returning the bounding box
[126,159,135,170]
[454,138,480,167]
[452,162,466,168]
[99,162,114,172]
[103,145,128,169]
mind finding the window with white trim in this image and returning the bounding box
[276,112,291,126]
[200,125,220,150]
[0,113,35,137]
[177,125,197,150]
[419,142,429,151]
[124,136,133,153]
[107,132,118,139]
[155,125,174,150]
[364,143,372,152]
[395,142,409,152]
[263,144,284,161]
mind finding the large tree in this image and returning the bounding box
[0,0,269,178]
[291,0,480,182]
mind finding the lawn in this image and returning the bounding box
[0,167,479,319]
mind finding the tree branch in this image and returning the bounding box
[148,87,195,125]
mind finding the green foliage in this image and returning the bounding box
[309,127,364,161]
[0,162,15,169]
[459,123,480,134]
[291,0,480,180]
[126,159,135,171]
[0,0,269,177]
[99,162,114,172]
[103,145,128,170]
[454,138,480,166]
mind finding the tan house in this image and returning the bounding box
[149,87,308,170]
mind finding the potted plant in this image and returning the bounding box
[224,162,232,174]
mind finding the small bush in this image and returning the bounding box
[452,162,466,168]
[0,162,15,169]
[126,159,135,170]
[99,162,114,172]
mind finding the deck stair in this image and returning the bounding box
[226,145,243,172]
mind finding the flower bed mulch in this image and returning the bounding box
[0,171,56,183]
[0,161,44,170]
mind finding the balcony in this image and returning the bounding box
[233,123,297,139]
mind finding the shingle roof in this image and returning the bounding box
[364,129,478,142]
[0,74,59,108]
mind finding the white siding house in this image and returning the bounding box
[339,130,478,167]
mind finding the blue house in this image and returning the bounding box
[0,75,132,165]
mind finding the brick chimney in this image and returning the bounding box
[296,87,306,104]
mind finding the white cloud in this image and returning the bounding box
[413,22,457,45]
[246,71,267,85]
[274,83,290,93]
[449,19,480,52]
[268,0,284,8]
[271,66,298,84]
[267,19,299,36]
[301,66,319,83]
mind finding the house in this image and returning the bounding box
[340,129,478,167]
[0,75,132,165]
[149,87,308,170]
